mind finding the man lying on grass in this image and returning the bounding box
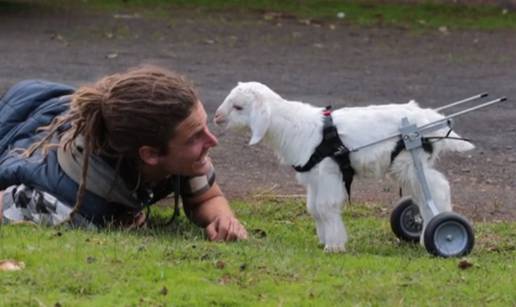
[0,65,247,241]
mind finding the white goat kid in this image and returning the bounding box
[214,82,474,252]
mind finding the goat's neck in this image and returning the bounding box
[264,99,323,166]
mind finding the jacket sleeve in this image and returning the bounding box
[0,80,74,189]
[0,80,74,152]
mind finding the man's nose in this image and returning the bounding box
[206,128,219,147]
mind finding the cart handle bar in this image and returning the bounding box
[421,97,507,130]
[434,92,488,112]
[350,96,508,153]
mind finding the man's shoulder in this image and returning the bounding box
[1,79,75,104]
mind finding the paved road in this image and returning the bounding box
[1,4,515,220]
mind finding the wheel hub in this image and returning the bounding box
[434,221,468,256]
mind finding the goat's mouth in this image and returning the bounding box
[213,121,230,134]
[213,113,227,127]
[214,120,227,128]
[212,116,229,137]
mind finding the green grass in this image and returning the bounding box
[1,200,515,306]
[35,0,516,30]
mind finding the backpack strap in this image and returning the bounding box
[57,135,141,208]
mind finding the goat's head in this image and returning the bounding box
[215,82,278,145]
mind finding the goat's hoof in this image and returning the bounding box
[323,244,347,253]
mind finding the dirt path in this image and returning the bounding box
[1,4,515,221]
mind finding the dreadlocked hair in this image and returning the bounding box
[24,65,199,223]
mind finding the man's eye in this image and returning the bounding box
[233,105,243,111]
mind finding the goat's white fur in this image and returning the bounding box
[215,82,474,252]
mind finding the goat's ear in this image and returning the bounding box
[248,100,271,145]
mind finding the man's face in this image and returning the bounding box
[157,102,218,177]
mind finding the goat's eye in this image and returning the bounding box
[233,105,243,111]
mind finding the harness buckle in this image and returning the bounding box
[334,145,348,156]
[323,105,332,116]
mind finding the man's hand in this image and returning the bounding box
[205,215,248,241]
[125,211,147,229]
[183,183,248,242]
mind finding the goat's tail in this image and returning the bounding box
[438,130,475,152]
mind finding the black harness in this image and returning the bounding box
[293,106,355,199]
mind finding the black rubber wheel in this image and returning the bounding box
[390,197,423,243]
[423,212,475,257]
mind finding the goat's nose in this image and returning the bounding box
[213,112,226,126]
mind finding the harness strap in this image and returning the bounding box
[293,106,355,200]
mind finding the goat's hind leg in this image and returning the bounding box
[394,157,452,246]
[410,167,452,226]
[417,167,453,243]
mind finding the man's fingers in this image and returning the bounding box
[215,217,230,241]
[226,218,248,241]
[205,222,218,241]
[206,216,229,241]
[237,223,248,240]
[225,218,238,241]
[134,211,147,227]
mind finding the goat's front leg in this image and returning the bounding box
[314,160,348,252]
[306,183,326,246]
[299,160,347,252]
[317,200,348,253]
